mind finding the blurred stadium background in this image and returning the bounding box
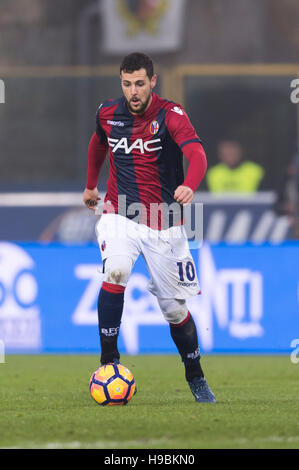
[0,0,298,356]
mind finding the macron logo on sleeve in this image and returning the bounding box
[171,106,184,116]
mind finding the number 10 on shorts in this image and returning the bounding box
[177,261,196,282]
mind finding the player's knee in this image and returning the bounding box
[157,298,188,324]
[103,256,132,286]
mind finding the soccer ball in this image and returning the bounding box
[89,363,136,406]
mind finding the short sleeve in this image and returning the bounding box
[165,105,202,150]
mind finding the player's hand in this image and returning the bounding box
[174,185,194,205]
[83,187,101,211]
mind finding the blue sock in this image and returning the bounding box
[169,312,204,381]
[98,282,125,364]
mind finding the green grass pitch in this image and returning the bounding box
[0,354,298,449]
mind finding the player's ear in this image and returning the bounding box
[151,74,157,90]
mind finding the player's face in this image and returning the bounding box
[121,68,157,115]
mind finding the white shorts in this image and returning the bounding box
[95,214,200,300]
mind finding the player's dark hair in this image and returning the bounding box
[120,52,154,79]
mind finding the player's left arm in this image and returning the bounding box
[166,106,207,205]
[174,142,207,204]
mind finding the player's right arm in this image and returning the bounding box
[83,106,108,211]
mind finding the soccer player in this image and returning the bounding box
[83,52,216,403]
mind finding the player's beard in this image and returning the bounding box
[126,92,152,115]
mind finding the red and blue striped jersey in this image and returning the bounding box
[95,92,202,227]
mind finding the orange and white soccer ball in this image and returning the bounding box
[89,363,136,406]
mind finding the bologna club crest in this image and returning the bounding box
[150,120,159,135]
[117,0,168,35]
